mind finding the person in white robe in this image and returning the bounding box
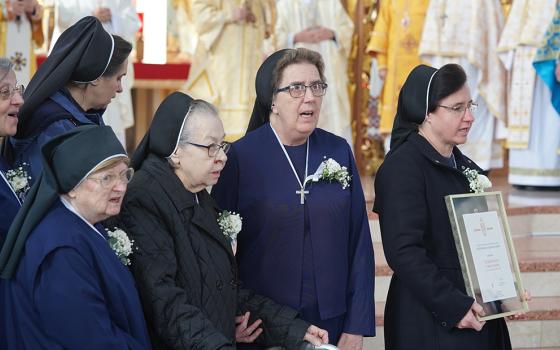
[419,0,507,171]
[50,0,140,147]
[498,0,560,188]
[274,0,355,149]
[183,0,269,141]
[173,0,198,61]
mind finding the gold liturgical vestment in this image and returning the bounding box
[366,0,429,134]
[0,1,43,86]
[184,0,268,141]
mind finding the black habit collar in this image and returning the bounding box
[408,132,482,173]
[140,154,234,258]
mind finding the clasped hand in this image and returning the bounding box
[235,311,329,346]
[10,0,41,20]
[294,27,335,44]
[457,290,532,331]
[231,6,256,24]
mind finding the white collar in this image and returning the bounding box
[59,196,106,241]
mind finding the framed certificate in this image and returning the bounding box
[445,191,529,321]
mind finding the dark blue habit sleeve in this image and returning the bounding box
[13,119,76,182]
[33,247,148,350]
[343,149,375,336]
[0,184,19,245]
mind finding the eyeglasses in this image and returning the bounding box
[0,84,24,101]
[275,82,328,98]
[187,141,231,157]
[87,167,134,189]
[437,101,478,116]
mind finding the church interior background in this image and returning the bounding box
[12,0,560,348]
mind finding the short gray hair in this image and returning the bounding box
[0,58,14,82]
[176,99,219,147]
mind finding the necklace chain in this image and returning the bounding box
[270,125,309,204]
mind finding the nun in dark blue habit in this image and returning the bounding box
[212,48,375,348]
[6,16,132,182]
[0,125,151,350]
[0,58,24,245]
[0,58,24,350]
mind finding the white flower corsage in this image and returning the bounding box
[305,157,351,189]
[217,210,242,242]
[6,163,31,200]
[463,168,492,193]
[106,227,134,266]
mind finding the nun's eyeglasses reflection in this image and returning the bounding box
[437,101,478,116]
[275,82,328,98]
[87,168,134,189]
[187,141,231,157]
[0,84,24,101]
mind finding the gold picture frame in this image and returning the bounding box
[445,191,529,321]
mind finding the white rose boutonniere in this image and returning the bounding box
[305,157,351,189]
[6,163,31,201]
[218,210,242,242]
[463,168,492,193]
[106,227,134,266]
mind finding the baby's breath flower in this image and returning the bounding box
[463,169,492,193]
[106,228,134,266]
[315,158,351,189]
[218,210,242,242]
[6,163,31,201]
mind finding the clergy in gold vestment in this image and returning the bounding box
[183,0,268,141]
[498,0,560,188]
[366,0,429,137]
[274,0,355,148]
[0,0,43,86]
[419,0,507,171]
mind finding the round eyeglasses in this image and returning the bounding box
[437,101,478,116]
[0,84,24,101]
[87,167,134,188]
[275,82,328,98]
[186,141,231,157]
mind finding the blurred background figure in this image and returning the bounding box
[275,0,354,148]
[366,0,429,151]
[0,0,44,86]
[498,0,560,189]
[49,0,140,146]
[183,0,271,141]
[419,0,507,172]
[172,0,198,61]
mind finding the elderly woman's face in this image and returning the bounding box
[89,59,128,110]
[272,62,323,139]
[70,161,130,224]
[427,84,475,146]
[0,70,23,137]
[173,113,227,191]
